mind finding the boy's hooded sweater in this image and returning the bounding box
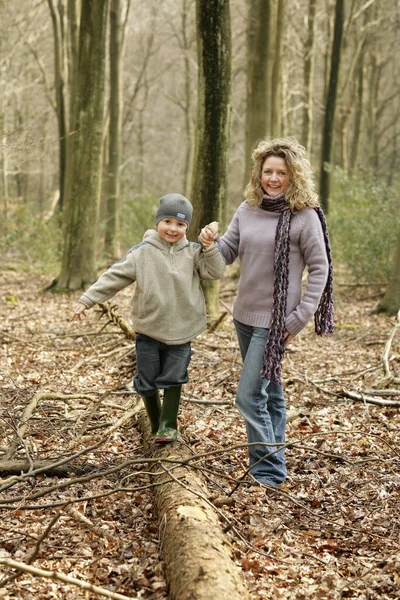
[218,202,329,336]
[79,230,225,345]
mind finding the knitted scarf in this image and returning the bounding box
[259,192,334,384]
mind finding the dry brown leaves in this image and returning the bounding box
[0,268,399,599]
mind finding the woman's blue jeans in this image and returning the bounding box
[234,320,287,487]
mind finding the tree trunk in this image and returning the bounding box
[270,0,286,138]
[47,0,68,212]
[105,0,127,259]
[137,411,250,600]
[181,0,194,198]
[0,109,9,234]
[191,0,231,321]
[61,0,80,228]
[377,230,400,315]
[244,0,273,184]
[301,0,317,153]
[55,0,109,291]
[319,0,344,213]
[67,0,80,129]
[349,51,364,175]
[366,54,380,171]
[339,109,349,173]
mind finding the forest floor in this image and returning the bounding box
[0,266,399,600]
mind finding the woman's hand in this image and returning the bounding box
[71,303,88,322]
[199,221,219,248]
[284,331,294,345]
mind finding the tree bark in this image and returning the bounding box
[137,411,249,600]
[319,0,344,213]
[366,54,381,171]
[55,0,109,291]
[339,108,350,173]
[349,50,364,175]
[301,0,317,153]
[270,0,286,138]
[244,0,273,184]
[181,0,195,197]
[105,0,127,259]
[377,231,400,314]
[191,0,231,321]
[0,109,9,233]
[47,0,68,212]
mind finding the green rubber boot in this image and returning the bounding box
[154,385,181,443]
[142,391,161,435]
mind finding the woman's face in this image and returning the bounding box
[260,156,289,197]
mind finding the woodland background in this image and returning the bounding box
[0,0,399,309]
[0,0,400,599]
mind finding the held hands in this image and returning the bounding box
[199,221,219,249]
[70,302,88,322]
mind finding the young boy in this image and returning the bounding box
[71,193,224,443]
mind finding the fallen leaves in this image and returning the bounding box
[0,271,399,599]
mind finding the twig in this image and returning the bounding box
[341,388,400,408]
[364,389,400,396]
[0,428,115,492]
[70,401,142,448]
[0,558,138,600]
[208,311,228,332]
[73,390,113,440]
[219,298,233,314]
[0,510,63,587]
[2,391,96,462]
[338,556,393,594]
[182,395,232,406]
[336,282,386,287]
[64,505,117,542]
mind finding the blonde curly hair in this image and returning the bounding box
[245,137,319,212]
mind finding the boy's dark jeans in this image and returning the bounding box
[133,333,191,395]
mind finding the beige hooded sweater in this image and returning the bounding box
[79,230,225,344]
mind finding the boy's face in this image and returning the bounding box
[157,217,187,244]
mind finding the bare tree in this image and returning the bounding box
[244,0,273,183]
[301,0,318,153]
[191,0,231,320]
[319,0,344,213]
[47,0,68,211]
[54,0,109,290]
[104,0,130,258]
[270,0,286,138]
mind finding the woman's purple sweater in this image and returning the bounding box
[218,202,329,336]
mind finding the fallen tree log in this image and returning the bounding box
[136,411,249,600]
[0,460,96,478]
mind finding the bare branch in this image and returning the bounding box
[0,558,138,600]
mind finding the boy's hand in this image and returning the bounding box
[71,303,88,322]
[199,221,219,248]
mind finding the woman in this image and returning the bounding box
[200,137,334,488]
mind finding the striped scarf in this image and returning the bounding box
[260,193,334,384]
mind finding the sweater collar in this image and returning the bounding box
[143,229,188,251]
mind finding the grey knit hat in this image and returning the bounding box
[154,193,193,230]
